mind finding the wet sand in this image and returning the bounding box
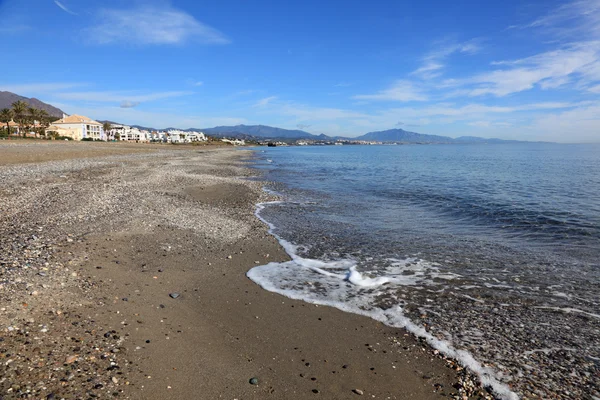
[0,142,488,399]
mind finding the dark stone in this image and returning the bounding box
[249,377,258,385]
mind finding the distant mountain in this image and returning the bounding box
[96,120,538,144]
[356,128,454,143]
[454,136,530,144]
[0,91,65,117]
[204,124,317,139]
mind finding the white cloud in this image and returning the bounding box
[473,45,598,96]
[521,0,600,40]
[411,39,482,79]
[54,1,77,15]
[120,101,140,108]
[353,80,428,102]
[468,121,491,127]
[87,5,230,45]
[193,81,204,86]
[0,82,85,95]
[253,96,278,107]
[55,90,193,103]
[55,102,248,130]
[411,62,444,79]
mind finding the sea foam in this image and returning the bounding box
[248,201,520,400]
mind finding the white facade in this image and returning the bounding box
[166,130,207,143]
[221,138,246,146]
[47,114,105,141]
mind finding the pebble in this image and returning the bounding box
[249,377,258,385]
[352,389,364,395]
[65,355,78,364]
[169,293,180,299]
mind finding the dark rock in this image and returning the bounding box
[249,377,258,385]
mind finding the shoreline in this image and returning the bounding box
[0,142,491,399]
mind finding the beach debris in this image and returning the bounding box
[352,388,364,395]
[169,292,180,299]
[249,377,259,385]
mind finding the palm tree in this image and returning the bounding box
[11,100,28,137]
[0,108,13,136]
[102,122,112,141]
[38,110,51,138]
[28,107,42,138]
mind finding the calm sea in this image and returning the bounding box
[247,143,600,400]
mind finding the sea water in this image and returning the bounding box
[246,143,600,399]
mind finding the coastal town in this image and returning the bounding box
[0,101,247,145]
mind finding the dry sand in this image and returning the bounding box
[0,142,491,399]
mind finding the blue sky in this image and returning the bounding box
[1,0,600,142]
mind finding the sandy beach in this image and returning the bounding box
[0,142,490,399]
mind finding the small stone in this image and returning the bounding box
[249,377,258,385]
[65,355,78,364]
[352,389,364,395]
[112,377,118,384]
[169,293,180,299]
[312,389,319,394]
[226,255,232,259]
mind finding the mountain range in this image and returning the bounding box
[120,123,529,144]
[196,125,531,144]
[0,91,65,117]
[1,91,532,143]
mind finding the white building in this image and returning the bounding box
[46,114,104,141]
[221,138,246,146]
[166,129,207,143]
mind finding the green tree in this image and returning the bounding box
[0,108,13,136]
[11,100,28,137]
[102,122,112,141]
[38,110,51,138]
[28,107,42,138]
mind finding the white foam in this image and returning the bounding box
[534,306,600,320]
[249,201,520,400]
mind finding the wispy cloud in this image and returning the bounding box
[0,24,30,34]
[466,44,599,96]
[54,0,77,15]
[517,0,600,40]
[0,82,85,94]
[120,101,140,108]
[411,39,482,79]
[253,96,278,107]
[55,90,194,103]
[87,5,230,45]
[353,80,428,102]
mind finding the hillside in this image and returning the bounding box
[203,124,317,139]
[0,91,65,117]
[356,128,454,143]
